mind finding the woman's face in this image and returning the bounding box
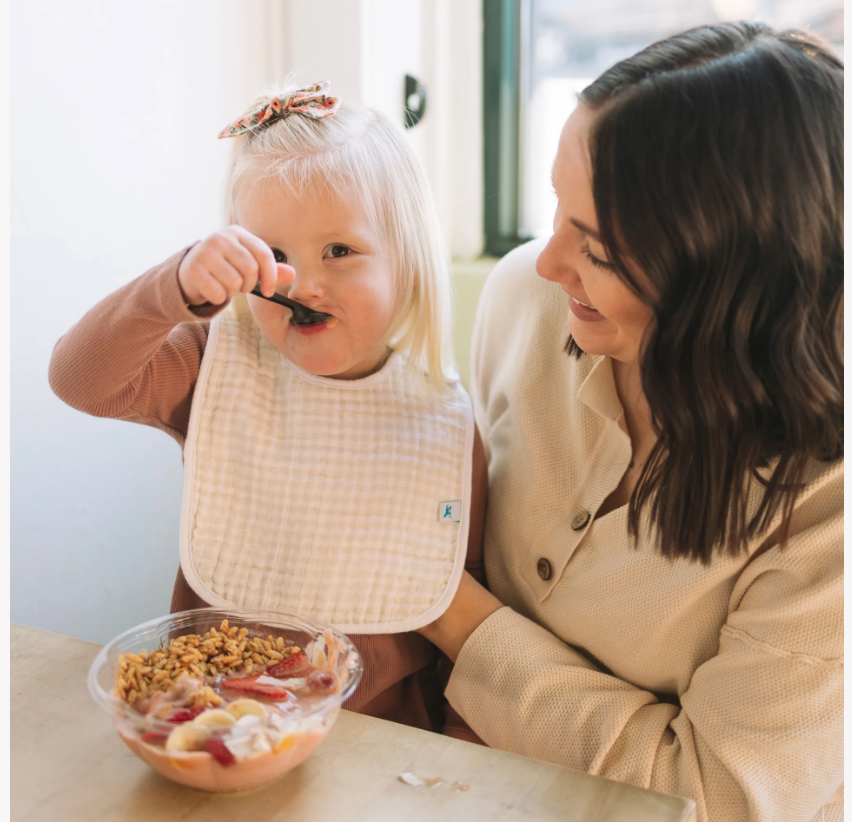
[536,105,653,364]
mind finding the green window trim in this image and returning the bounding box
[483,0,534,257]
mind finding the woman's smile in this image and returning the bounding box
[567,294,606,322]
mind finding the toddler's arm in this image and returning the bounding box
[48,246,218,443]
[49,227,289,444]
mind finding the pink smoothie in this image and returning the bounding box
[120,725,330,792]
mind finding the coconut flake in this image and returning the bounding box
[224,730,273,760]
[398,772,425,787]
[233,714,262,733]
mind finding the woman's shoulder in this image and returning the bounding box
[473,238,599,370]
[477,238,551,312]
[802,454,844,499]
[754,454,844,533]
[474,238,566,362]
[472,239,597,404]
[790,454,844,548]
[728,454,843,660]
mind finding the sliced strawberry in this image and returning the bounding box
[139,731,169,745]
[220,676,294,700]
[206,737,236,766]
[266,650,313,679]
[166,706,208,724]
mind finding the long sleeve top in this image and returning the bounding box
[446,238,843,822]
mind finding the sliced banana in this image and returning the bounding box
[165,724,208,752]
[192,709,237,728]
[225,699,268,721]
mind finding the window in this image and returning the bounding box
[483,0,844,255]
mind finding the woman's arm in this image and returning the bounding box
[427,509,843,822]
[48,246,223,442]
[419,571,502,662]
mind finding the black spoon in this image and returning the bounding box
[250,284,333,326]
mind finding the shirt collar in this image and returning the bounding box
[577,355,625,422]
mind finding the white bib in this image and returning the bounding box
[179,306,474,634]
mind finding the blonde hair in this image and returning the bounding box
[223,87,456,392]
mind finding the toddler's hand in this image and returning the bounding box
[177,226,293,307]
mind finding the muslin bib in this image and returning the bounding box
[179,305,474,633]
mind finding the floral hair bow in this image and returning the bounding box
[218,81,340,139]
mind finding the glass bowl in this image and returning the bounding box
[88,608,362,792]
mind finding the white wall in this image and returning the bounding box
[11,0,287,643]
[11,0,482,644]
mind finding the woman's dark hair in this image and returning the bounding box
[573,22,843,564]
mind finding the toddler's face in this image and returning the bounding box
[236,177,397,379]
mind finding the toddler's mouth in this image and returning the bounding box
[287,304,334,326]
[291,317,338,336]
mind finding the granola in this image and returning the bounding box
[114,619,302,706]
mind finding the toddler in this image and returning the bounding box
[50,82,485,738]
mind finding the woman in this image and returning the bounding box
[421,22,843,822]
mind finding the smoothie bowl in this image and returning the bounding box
[88,608,362,792]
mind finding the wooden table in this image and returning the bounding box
[12,623,696,821]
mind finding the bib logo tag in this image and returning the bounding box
[438,501,461,523]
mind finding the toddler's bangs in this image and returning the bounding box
[226,109,382,232]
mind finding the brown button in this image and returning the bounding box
[537,558,553,581]
[571,511,591,531]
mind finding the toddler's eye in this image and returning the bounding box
[327,244,351,259]
[270,247,287,264]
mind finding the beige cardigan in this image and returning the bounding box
[447,239,843,822]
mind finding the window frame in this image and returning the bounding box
[483,0,534,257]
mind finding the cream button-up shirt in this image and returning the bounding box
[447,239,843,822]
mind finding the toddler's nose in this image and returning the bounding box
[287,264,325,302]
